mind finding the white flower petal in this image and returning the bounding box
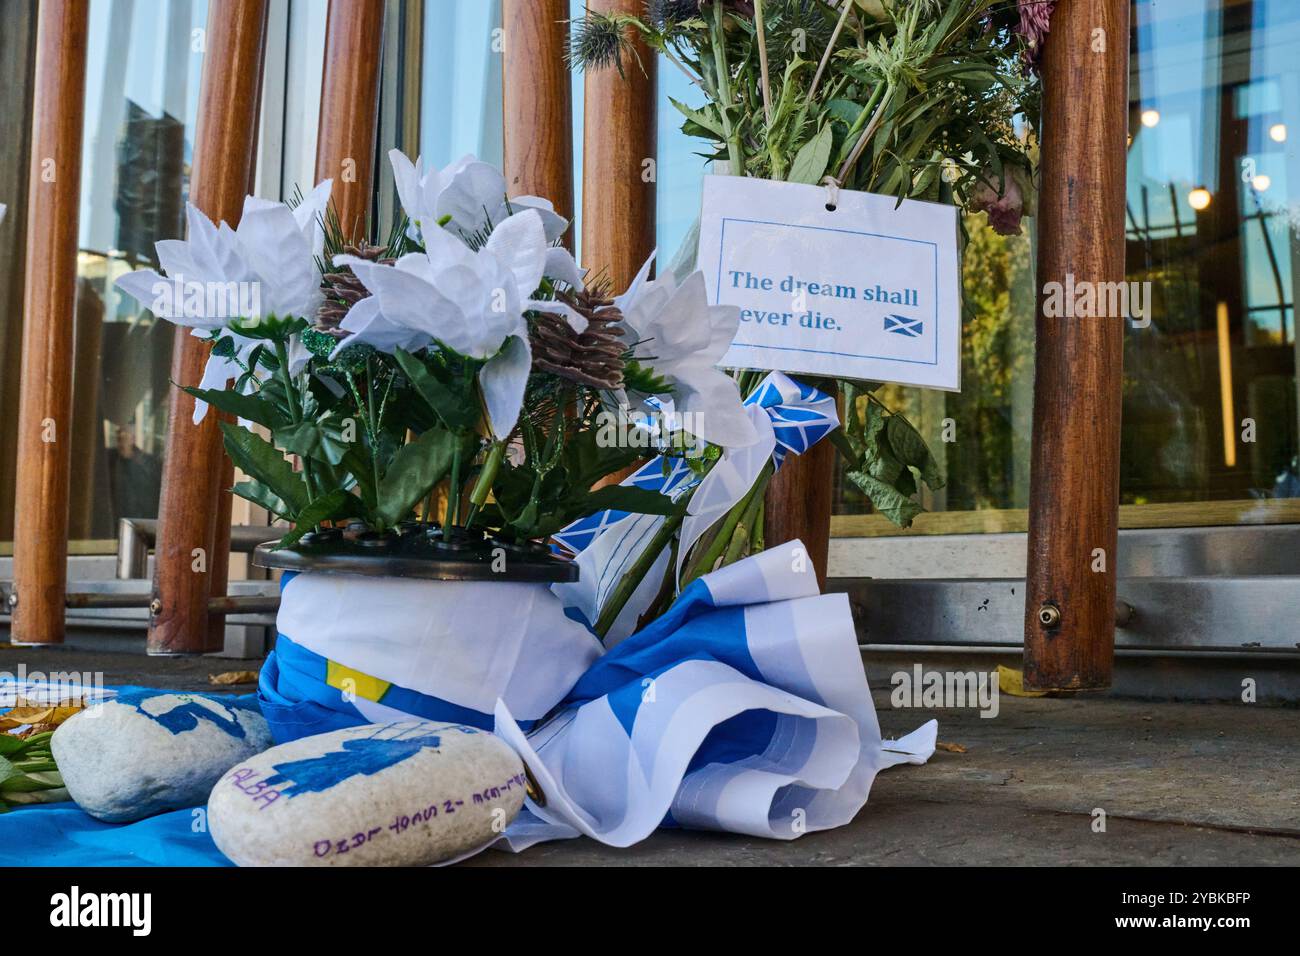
[437,160,509,238]
[293,178,333,254]
[669,368,758,449]
[613,249,657,315]
[388,149,423,221]
[114,269,173,318]
[192,348,240,424]
[543,246,585,290]
[479,335,531,440]
[506,196,569,243]
[333,296,431,356]
[235,203,320,319]
[485,209,547,297]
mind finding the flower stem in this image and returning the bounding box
[806,0,854,108]
[448,440,463,527]
[754,0,772,125]
[709,2,744,175]
[681,461,774,588]
[465,439,505,528]
[594,511,684,639]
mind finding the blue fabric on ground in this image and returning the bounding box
[0,805,231,867]
[0,685,258,867]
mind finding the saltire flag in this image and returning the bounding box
[493,540,936,850]
[884,313,924,337]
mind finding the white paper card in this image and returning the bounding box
[698,175,961,390]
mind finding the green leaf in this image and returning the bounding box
[580,485,685,519]
[274,419,352,466]
[219,421,310,516]
[669,96,725,138]
[392,349,478,430]
[846,470,923,529]
[275,489,351,549]
[231,479,291,519]
[181,386,289,430]
[787,122,834,185]
[376,428,467,528]
[825,98,864,127]
[885,413,945,490]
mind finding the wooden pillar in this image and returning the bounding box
[764,434,835,591]
[501,0,574,246]
[1023,0,1129,691]
[581,0,656,290]
[206,80,267,650]
[10,0,89,646]
[148,0,268,655]
[315,0,386,242]
[0,2,39,548]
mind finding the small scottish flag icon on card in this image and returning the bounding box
[884,313,924,337]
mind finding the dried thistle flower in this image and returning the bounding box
[568,12,637,73]
[645,0,700,28]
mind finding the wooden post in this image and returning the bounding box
[148,0,268,655]
[1023,0,1129,690]
[581,0,656,291]
[9,0,89,645]
[501,0,574,245]
[764,436,835,591]
[315,0,386,242]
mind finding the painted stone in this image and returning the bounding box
[207,720,527,866]
[51,690,271,823]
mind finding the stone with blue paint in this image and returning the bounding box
[207,720,527,866]
[51,691,272,823]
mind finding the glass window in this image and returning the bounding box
[70,0,212,544]
[827,0,1299,534]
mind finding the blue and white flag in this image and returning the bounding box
[495,540,936,849]
[552,371,839,644]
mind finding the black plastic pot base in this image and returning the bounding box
[254,525,579,583]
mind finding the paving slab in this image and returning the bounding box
[5,637,1297,866]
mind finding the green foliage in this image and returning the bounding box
[571,0,1037,204]
[0,732,67,813]
[838,382,945,528]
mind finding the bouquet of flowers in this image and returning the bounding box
[570,0,1048,524]
[115,151,784,635]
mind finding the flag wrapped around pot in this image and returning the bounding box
[258,573,603,743]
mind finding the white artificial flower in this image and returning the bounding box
[331,209,583,441]
[114,181,333,422]
[389,149,568,246]
[617,256,758,450]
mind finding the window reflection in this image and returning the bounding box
[69,0,208,541]
[833,0,1300,530]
